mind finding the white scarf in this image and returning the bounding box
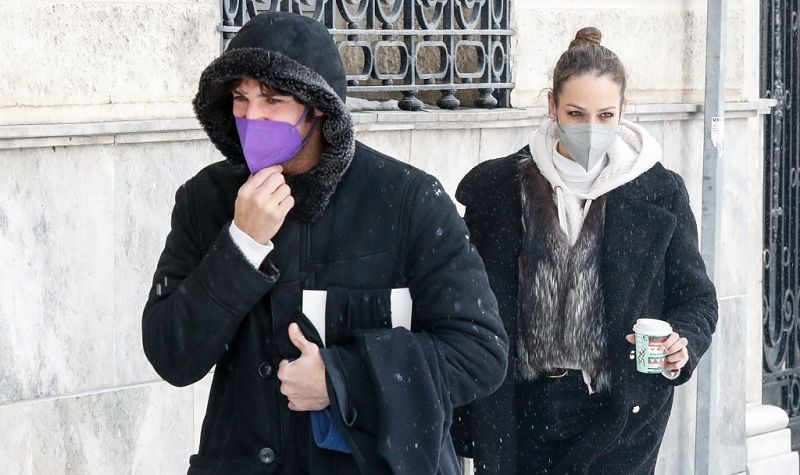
[528,119,663,245]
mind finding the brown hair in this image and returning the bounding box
[552,27,627,106]
[225,78,292,98]
[224,78,316,122]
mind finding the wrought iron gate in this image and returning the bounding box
[219,0,513,110]
[762,0,800,450]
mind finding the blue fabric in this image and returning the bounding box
[311,408,351,453]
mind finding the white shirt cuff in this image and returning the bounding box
[229,222,274,268]
[662,368,681,380]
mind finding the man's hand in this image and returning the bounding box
[234,165,294,244]
[625,332,689,372]
[278,323,330,411]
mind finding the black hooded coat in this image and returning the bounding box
[141,12,508,475]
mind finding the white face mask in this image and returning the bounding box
[557,122,618,171]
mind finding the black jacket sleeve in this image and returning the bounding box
[662,173,719,385]
[404,174,509,405]
[321,173,509,449]
[141,182,279,387]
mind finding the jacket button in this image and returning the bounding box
[258,447,275,464]
[632,405,640,414]
[258,362,273,378]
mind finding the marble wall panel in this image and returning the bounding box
[710,296,748,473]
[355,130,413,163]
[511,4,747,107]
[0,2,218,110]
[408,129,482,203]
[716,119,755,298]
[478,127,532,163]
[656,378,699,474]
[657,119,705,214]
[113,140,222,386]
[0,382,194,475]
[0,107,768,472]
[0,145,116,403]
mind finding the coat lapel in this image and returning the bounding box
[556,166,681,469]
[602,165,678,337]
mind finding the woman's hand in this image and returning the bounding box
[625,332,689,372]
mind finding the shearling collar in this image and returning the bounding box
[193,48,355,223]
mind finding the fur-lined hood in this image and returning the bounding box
[193,12,355,222]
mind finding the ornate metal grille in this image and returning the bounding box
[219,0,512,110]
[762,0,800,450]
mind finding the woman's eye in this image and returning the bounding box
[601,112,615,119]
[266,97,283,105]
[567,111,583,117]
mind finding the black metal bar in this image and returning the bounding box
[219,0,513,110]
[762,0,800,452]
[348,81,512,92]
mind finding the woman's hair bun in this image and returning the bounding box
[569,26,603,49]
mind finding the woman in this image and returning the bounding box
[451,27,718,474]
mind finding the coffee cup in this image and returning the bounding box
[632,318,672,374]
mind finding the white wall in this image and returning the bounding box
[0,0,219,126]
[511,0,751,107]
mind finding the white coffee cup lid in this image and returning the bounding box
[633,318,672,336]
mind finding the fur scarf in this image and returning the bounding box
[516,158,611,392]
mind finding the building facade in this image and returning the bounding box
[0,1,794,473]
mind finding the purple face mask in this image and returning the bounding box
[235,108,311,174]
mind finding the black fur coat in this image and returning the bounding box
[451,147,718,475]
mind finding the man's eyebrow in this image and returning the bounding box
[260,85,292,98]
[231,87,288,98]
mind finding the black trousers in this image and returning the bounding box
[514,370,611,473]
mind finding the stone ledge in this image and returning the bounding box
[744,404,798,475]
[746,452,799,475]
[746,403,790,437]
[0,118,201,140]
[0,100,776,150]
[746,429,792,463]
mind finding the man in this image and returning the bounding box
[142,11,508,475]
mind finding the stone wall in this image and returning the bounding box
[0,103,770,474]
[0,0,219,126]
[510,0,759,107]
